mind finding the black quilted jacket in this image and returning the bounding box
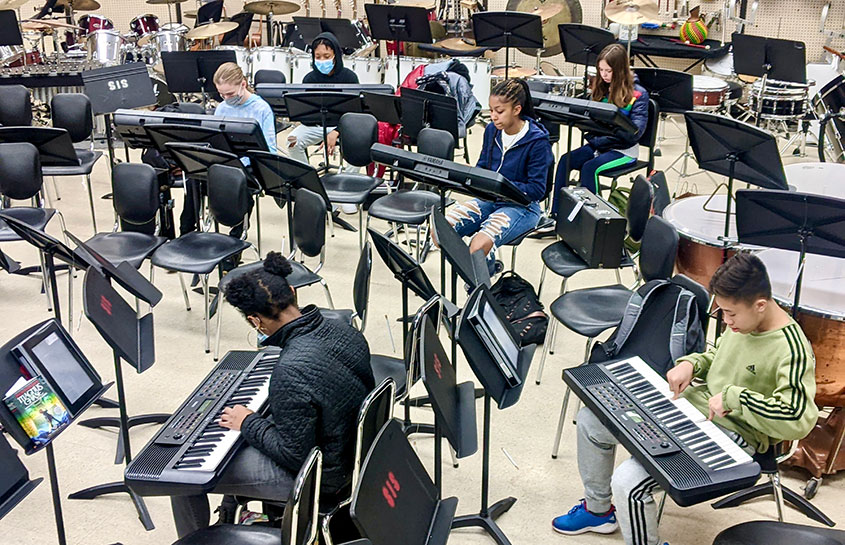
[241,305,374,493]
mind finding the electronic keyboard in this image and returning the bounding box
[370,143,530,206]
[564,356,761,507]
[124,349,278,496]
[533,92,638,137]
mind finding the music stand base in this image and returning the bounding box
[452,496,517,545]
[68,481,155,531]
[712,482,834,527]
[78,413,170,464]
[93,397,120,409]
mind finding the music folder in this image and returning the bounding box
[82,63,156,116]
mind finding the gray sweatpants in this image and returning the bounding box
[576,406,753,545]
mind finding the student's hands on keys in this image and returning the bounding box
[220,405,254,431]
[667,360,694,400]
[708,393,730,420]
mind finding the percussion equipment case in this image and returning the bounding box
[556,186,626,268]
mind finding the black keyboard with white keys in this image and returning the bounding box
[564,356,760,507]
[125,349,279,496]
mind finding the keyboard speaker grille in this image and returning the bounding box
[125,445,173,480]
[655,454,712,488]
[567,364,609,387]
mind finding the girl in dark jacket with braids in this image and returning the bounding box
[170,252,374,538]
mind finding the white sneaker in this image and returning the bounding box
[340,204,358,214]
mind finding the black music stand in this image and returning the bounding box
[362,92,402,126]
[0,10,23,48]
[431,208,491,290]
[284,91,363,172]
[452,285,535,545]
[82,63,156,169]
[732,33,806,126]
[293,17,362,55]
[144,123,232,157]
[162,50,237,110]
[633,68,694,113]
[559,24,616,98]
[419,316,478,491]
[0,433,42,520]
[472,12,543,80]
[0,248,20,273]
[0,127,79,167]
[685,111,788,239]
[0,319,111,545]
[365,4,433,87]
[400,88,460,144]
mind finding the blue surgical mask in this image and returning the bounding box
[256,331,269,346]
[315,59,334,75]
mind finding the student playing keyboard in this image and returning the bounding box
[552,253,818,545]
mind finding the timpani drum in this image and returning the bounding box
[662,195,738,288]
[693,75,729,111]
[785,162,845,197]
[757,248,845,407]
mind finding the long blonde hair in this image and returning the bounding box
[213,62,250,90]
[591,44,635,108]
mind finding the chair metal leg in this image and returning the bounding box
[615,268,622,285]
[656,491,667,524]
[52,176,60,200]
[178,272,191,311]
[214,285,224,362]
[321,279,335,309]
[416,225,422,262]
[537,264,547,301]
[548,278,567,356]
[67,263,74,333]
[255,196,262,257]
[771,473,785,523]
[202,275,210,353]
[535,319,556,385]
[358,206,364,250]
[551,387,571,459]
[85,174,97,233]
[510,244,517,271]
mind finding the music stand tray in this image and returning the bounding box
[284,91,363,168]
[362,92,402,126]
[559,24,616,66]
[81,63,156,116]
[164,142,247,182]
[162,50,236,96]
[0,433,41,521]
[365,3,433,86]
[0,10,23,47]
[144,124,232,156]
[633,68,694,113]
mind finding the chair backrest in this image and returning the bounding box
[281,447,322,545]
[113,163,159,227]
[352,241,372,331]
[350,420,441,545]
[255,69,287,84]
[51,93,93,143]
[0,85,32,126]
[293,188,327,258]
[671,273,711,337]
[417,127,455,160]
[352,378,395,487]
[626,175,654,243]
[642,99,660,169]
[0,142,42,201]
[639,215,679,282]
[208,164,251,229]
[339,112,378,168]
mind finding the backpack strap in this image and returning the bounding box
[599,278,669,358]
[669,287,705,362]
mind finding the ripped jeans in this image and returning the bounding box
[446,198,541,274]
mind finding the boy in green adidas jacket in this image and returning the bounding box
[669,253,818,453]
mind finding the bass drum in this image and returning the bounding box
[291,51,313,84]
[345,56,384,85]
[252,47,292,83]
[813,75,845,163]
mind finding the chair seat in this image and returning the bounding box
[0,207,56,241]
[541,241,590,278]
[219,259,323,291]
[151,232,250,275]
[85,232,166,269]
[172,524,280,545]
[599,159,648,179]
[552,284,632,338]
[368,190,444,225]
[370,354,407,397]
[713,521,845,545]
[42,150,103,176]
[321,174,381,204]
[319,307,355,325]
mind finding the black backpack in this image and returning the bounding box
[489,271,549,346]
[589,277,706,377]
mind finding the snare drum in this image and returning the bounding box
[750,79,810,120]
[528,74,581,97]
[130,14,159,45]
[217,45,250,79]
[345,56,384,85]
[252,47,292,83]
[0,45,23,66]
[86,29,124,65]
[703,51,734,79]
[693,75,729,111]
[662,195,737,288]
[78,14,113,37]
[8,50,43,67]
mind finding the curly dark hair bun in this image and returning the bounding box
[263,251,293,278]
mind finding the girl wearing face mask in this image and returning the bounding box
[213,63,277,154]
[550,43,649,213]
[170,251,374,539]
[287,32,359,169]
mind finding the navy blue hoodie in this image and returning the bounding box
[477,116,554,203]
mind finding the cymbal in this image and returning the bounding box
[56,0,100,10]
[21,21,53,33]
[459,0,478,9]
[492,66,537,78]
[22,18,79,30]
[185,21,238,39]
[0,0,29,9]
[507,0,583,57]
[243,0,300,15]
[604,0,660,26]
[437,37,478,51]
[145,0,188,4]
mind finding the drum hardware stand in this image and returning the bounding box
[727,0,757,34]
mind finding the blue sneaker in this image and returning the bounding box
[552,500,618,535]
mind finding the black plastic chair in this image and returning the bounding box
[173,447,324,545]
[367,127,456,261]
[713,521,845,545]
[597,99,660,190]
[320,113,382,249]
[321,378,395,545]
[349,419,458,545]
[320,241,371,330]
[152,163,253,354]
[48,93,104,233]
[0,85,32,126]
[534,175,655,384]
[83,163,166,272]
[254,69,287,84]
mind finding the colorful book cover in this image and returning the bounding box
[3,376,70,447]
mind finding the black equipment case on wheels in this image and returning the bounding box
[556,186,626,268]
